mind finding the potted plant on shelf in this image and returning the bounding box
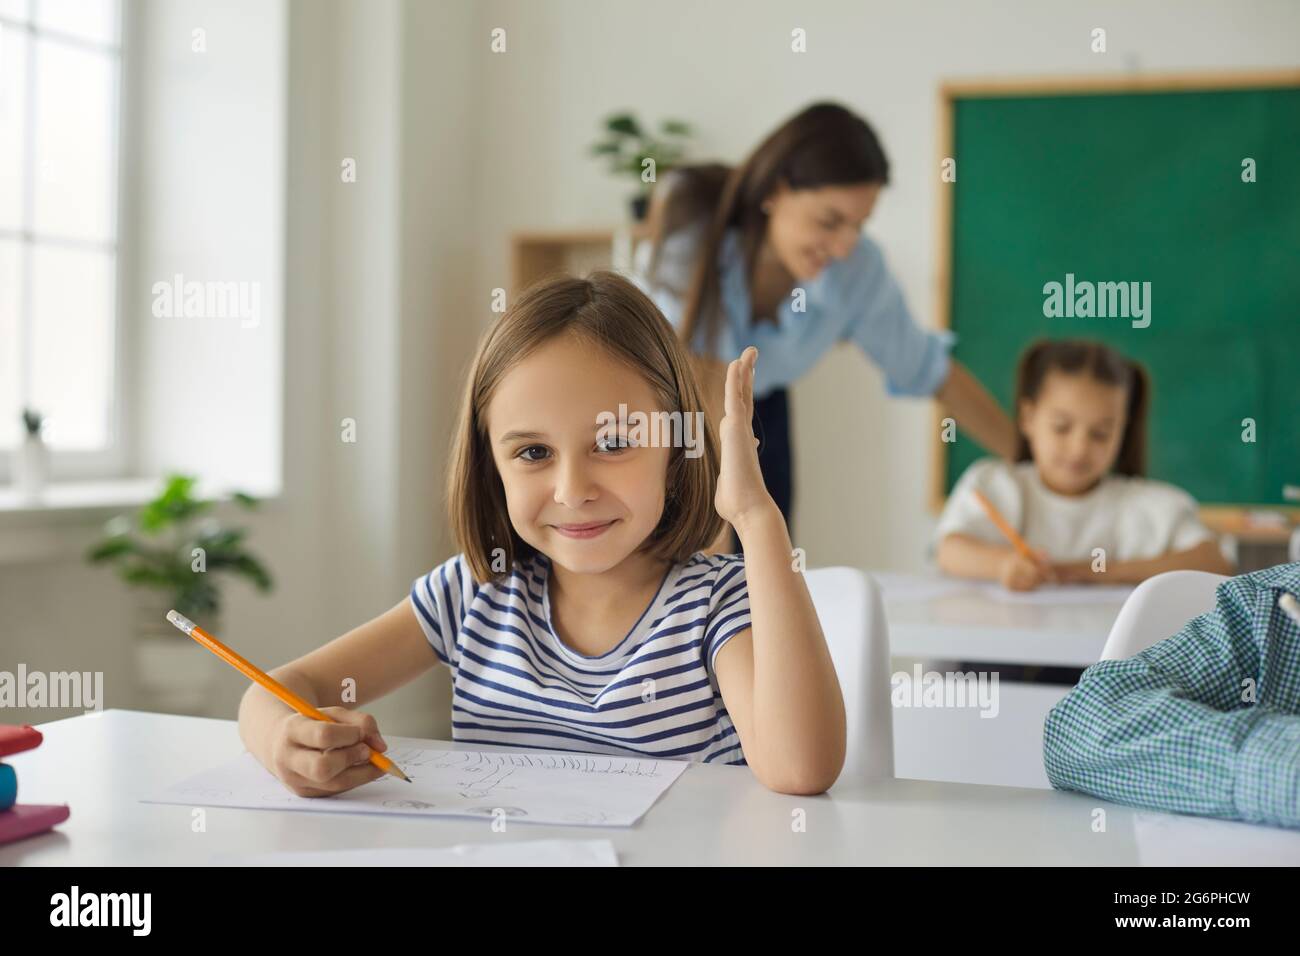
[590,112,693,221]
[86,474,273,716]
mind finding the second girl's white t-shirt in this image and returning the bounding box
[934,459,1216,562]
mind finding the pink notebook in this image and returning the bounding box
[0,803,71,846]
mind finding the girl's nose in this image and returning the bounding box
[552,458,597,508]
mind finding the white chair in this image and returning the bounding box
[803,567,894,786]
[1099,570,1229,661]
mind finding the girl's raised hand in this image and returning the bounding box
[714,346,778,529]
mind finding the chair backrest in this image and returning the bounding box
[803,567,894,786]
[1099,570,1229,661]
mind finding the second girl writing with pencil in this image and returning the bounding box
[237,272,846,796]
[935,339,1234,591]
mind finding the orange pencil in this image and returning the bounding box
[166,610,410,782]
[971,489,1038,563]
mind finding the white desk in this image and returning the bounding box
[4,710,1297,865]
[876,572,1130,789]
[893,681,1069,790]
[877,573,1131,668]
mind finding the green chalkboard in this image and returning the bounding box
[943,79,1300,507]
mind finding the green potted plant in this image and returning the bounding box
[590,112,693,221]
[86,474,273,715]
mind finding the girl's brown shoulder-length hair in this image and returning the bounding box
[1014,338,1151,477]
[447,270,725,584]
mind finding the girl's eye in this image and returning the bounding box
[516,445,550,463]
[1090,431,1112,444]
[1051,423,1071,435]
[596,435,636,454]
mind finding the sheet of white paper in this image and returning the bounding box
[214,839,619,867]
[978,582,1134,606]
[142,747,688,828]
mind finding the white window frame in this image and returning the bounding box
[0,0,129,484]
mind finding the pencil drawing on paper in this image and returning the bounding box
[395,748,668,779]
[150,745,690,827]
[465,806,529,817]
[383,799,437,810]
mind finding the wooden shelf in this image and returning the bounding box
[510,223,650,294]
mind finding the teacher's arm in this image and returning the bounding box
[935,360,1017,460]
[844,238,1016,458]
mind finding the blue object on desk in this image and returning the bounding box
[0,762,15,811]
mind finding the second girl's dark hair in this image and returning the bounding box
[1014,339,1151,477]
[644,102,890,354]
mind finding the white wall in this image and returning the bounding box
[130,0,285,495]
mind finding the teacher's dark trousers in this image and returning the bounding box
[730,387,793,554]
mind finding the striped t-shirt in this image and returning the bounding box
[408,551,752,764]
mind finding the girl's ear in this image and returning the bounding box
[1016,397,1036,436]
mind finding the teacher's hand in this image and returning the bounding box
[714,346,778,531]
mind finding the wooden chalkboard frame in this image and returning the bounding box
[930,70,1300,539]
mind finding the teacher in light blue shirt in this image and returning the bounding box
[631,102,1014,546]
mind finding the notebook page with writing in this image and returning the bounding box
[143,746,689,827]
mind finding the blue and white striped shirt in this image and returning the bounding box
[409,551,752,764]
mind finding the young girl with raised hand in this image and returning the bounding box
[936,339,1233,592]
[238,272,846,796]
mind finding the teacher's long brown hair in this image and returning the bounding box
[644,102,890,355]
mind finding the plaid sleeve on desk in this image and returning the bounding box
[1044,563,1300,830]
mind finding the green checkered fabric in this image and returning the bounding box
[1044,562,1300,829]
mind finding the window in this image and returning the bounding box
[0,0,122,468]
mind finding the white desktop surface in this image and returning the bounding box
[877,573,1131,667]
[4,710,1296,866]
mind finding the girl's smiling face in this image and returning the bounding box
[485,332,672,575]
